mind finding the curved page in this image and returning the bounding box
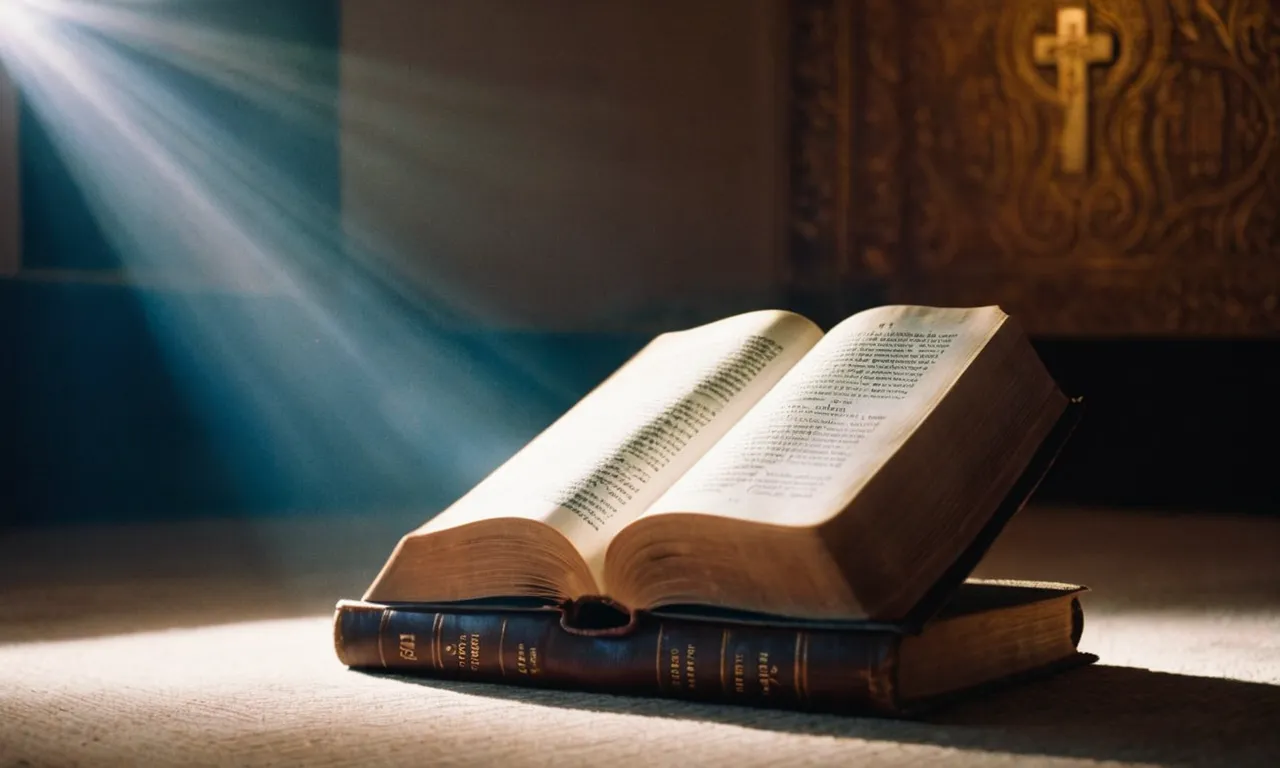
[412,310,823,582]
[643,305,1006,527]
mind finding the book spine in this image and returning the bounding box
[334,601,901,714]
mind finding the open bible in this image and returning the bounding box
[363,305,1069,621]
[339,305,1091,714]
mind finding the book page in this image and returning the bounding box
[643,305,1006,527]
[413,310,823,577]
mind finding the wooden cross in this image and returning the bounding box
[1033,6,1115,174]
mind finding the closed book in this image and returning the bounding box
[335,580,1093,716]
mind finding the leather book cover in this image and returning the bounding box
[334,586,1093,717]
[336,599,900,714]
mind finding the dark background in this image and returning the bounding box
[2,1,1276,527]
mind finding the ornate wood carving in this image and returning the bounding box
[786,0,856,319]
[855,0,905,290]
[786,0,1280,336]
[786,0,902,324]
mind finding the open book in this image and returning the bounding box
[364,305,1069,624]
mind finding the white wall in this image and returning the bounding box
[0,60,18,276]
[340,0,786,331]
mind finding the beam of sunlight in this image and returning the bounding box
[0,0,602,514]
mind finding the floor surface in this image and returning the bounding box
[2,506,1277,767]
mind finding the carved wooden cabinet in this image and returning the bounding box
[786,0,1280,335]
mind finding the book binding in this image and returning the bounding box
[334,595,1094,716]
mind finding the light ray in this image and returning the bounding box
[0,0,602,513]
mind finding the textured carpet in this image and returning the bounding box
[2,507,1278,767]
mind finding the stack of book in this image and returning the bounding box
[335,305,1092,715]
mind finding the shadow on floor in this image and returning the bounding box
[370,664,1280,766]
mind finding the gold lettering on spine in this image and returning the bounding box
[431,613,444,670]
[398,633,417,661]
[498,619,508,677]
[757,652,780,696]
[452,633,482,672]
[669,648,681,687]
[516,642,540,676]
[733,652,746,694]
[377,609,393,668]
[685,644,697,691]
